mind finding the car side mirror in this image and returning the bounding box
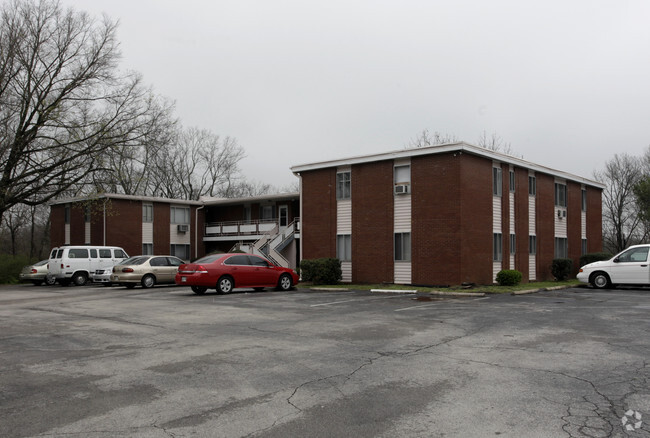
[613,257,620,263]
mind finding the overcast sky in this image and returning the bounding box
[64,0,650,189]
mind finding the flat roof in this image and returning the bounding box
[200,192,299,206]
[291,142,605,188]
[49,193,204,206]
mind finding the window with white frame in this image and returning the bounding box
[337,235,351,262]
[581,189,587,212]
[529,176,536,196]
[171,206,190,224]
[170,244,190,260]
[510,234,516,255]
[493,167,502,197]
[64,205,70,224]
[493,233,503,261]
[394,233,411,262]
[336,171,351,200]
[394,165,411,194]
[142,243,153,255]
[143,204,153,223]
[84,205,91,223]
[509,171,515,193]
[581,239,587,255]
[529,235,537,254]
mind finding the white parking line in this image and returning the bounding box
[395,297,489,312]
[310,294,413,307]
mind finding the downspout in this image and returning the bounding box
[195,204,204,260]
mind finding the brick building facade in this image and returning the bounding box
[291,143,603,285]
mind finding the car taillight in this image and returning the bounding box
[121,267,134,273]
[31,269,38,274]
[196,265,208,274]
[60,263,64,269]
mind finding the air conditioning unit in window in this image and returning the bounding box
[177,224,189,233]
[394,184,410,195]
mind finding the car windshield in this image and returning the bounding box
[34,260,49,266]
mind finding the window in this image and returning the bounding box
[68,248,88,258]
[493,233,503,261]
[555,183,567,207]
[150,257,167,267]
[336,172,351,200]
[244,205,251,222]
[616,246,649,263]
[510,234,516,255]
[555,238,568,259]
[170,244,190,260]
[582,190,587,212]
[250,256,270,267]
[260,205,274,220]
[64,205,70,224]
[509,171,515,193]
[529,236,537,255]
[171,206,190,224]
[225,255,250,265]
[394,233,411,262]
[493,167,502,197]
[84,206,91,223]
[337,235,351,262]
[142,243,153,255]
[98,249,111,258]
[114,249,127,258]
[143,204,153,223]
[581,239,587,255]
[528,176,536,196]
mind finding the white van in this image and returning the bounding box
[49,246,129,286]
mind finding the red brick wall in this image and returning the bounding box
[586,187,603,253]
[536,173,556,280]
[50,205,65,248]
[104,199,141,256]
[567,181,582,275]
[412,153,462,285]
[301,169,336,259]
[350,160,394,283]
[153,203,170,255]
[460,155,497,285]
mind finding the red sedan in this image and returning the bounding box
[175,253,299,295]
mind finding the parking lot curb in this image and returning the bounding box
[512,289,542,295]
[310,287,350,291]
[371,289,418,294]
[429,291,486,297]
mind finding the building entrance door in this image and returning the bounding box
[279,205,288,227]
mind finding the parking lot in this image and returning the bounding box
[1,283,649,438]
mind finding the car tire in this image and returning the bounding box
[590,272,612,289]
[191,286,207,295]
[141,274,156,289]
[72,272,88,286]
[217,276,234,294]
[277,273,293,291]
[45,275,56,286]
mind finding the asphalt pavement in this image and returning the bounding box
[0,283,649,437]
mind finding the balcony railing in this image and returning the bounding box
[205,218,300,237]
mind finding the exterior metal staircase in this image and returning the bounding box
[231,219,298,268]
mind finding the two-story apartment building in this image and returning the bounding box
[291,142,603,285]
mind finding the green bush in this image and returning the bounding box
[579,252,612,267]
[551,258,573,281]
[0,254,32,284]
[300,258,342,285]
[495,269,522,286]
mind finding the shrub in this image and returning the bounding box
[551,258,573,281]
[496,269,522,286]
[300,258,342,285]
[579,252,612,267]
[0,254,32,284]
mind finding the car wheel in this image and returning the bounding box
[72,272,88,286]
[217,276,234,294]
[191,286,207,295]
[45,275,56,286]
[277,273,293,291]
[125,283,136,289]
[141,274,156,289]
[590,272,611,289]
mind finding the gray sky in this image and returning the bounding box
[65,0,650,188]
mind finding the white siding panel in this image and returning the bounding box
[581,211,587,239]
[337,200,352,234]
[555,209,568,238]
[394,195,411,232]
[85,222,91,244]
[493,197,502,233]
[394,262,411,284]
[341,261,352,283]
[493,262,501,283]
[170,225,191,245]
[529,196,536,234]
[65,224,70,245]
[509,192,515,234]
[529,255,536,281]
[142,222,153,243]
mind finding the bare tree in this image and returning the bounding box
[407,129,458,148]
[0,0,173,223]
[476,130,521,157]
[596,153,648,253]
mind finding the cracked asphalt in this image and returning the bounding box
[0,284,649,437]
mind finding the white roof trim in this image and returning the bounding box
[291,142,605,189]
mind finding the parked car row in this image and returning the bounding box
[20,246,299,294]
